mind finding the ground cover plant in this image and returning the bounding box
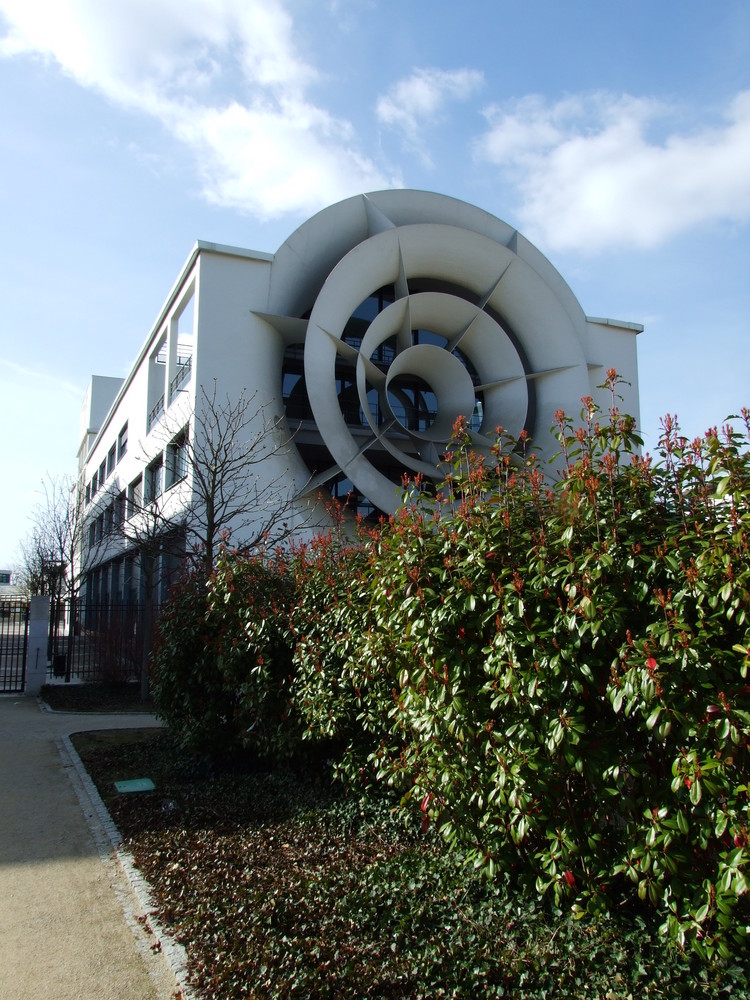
[148,375,750,983]
[40,681,151,712]
[73,728,749,998]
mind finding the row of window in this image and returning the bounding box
[86,428,189,552]
[150,431,188,499]
[87,491,126,549]
[86,423,128,505]
[85,527,186,608]
[128,429,188,513]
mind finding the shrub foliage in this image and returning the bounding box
[152,374,750,960]
[287,512,399,780]
[151,549,296,759]
[355,380,750,960]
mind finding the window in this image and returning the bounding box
[110,560,121,603]
[127,475,142,518]
[124,555,136,605]
[91,471,98,497]
[88,522,96,550]
[107,444,116,477]
[85,483,91,505]
[0,571,11,585]
[167,429,188,488]
[99,459,106,486]
[145,455,163,503]
[88,568,100,606]
[117,422,128,461]
[104,502,113,536]
[115,490,126,527]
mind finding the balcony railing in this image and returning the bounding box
[169,356,192,402]
[147,394,164,431]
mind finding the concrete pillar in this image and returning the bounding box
[24,596,50,697]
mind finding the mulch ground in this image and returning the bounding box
[67,727,742,1000]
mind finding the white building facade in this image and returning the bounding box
[77,190,642,608]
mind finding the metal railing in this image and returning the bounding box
[169,356,192,402]
[147,394,165,431]
[0,598,29,692]
[49,601,145,684]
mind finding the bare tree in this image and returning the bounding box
[18,474,91,676]
[104,383,304,698]
[117,494,184,701]
[19,471,129,674]
[17,526,61,597]
[20,474,85,599]
[154,382,305,572]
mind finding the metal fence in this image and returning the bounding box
[49,601,145,684]
[0,598,30,693]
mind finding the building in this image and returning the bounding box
[77,189,642,608]
[0,570,25,616]
[0,569,24,596]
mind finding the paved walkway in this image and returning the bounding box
[0,695,182,1000]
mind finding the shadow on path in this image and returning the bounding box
[0,696,176,1000]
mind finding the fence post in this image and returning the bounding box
[24,596,51,697]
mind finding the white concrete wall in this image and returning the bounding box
[585,317,642,428]
[24,595,50,697]
[191,249,322,543]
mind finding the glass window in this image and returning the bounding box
[115,491,126,526]
[117,422,128,461]
[166,430,188,488]
[127,475,142,518]
[145,455,163,503]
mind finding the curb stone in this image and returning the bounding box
[38,695,159,717]
[57,734,196,1000]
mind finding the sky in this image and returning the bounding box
[1,0,749,567]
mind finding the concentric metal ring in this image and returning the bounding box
[263,192,592,515]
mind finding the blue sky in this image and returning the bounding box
[1,0,749,567]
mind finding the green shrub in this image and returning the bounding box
[149,376,750,962]
[288,519,395,780]
[357,377,750,958]
[150,549,297,759]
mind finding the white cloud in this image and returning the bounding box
[170,98,396,218]
[0,0,393,215]
[0,0,313,100]
[0,358,82,397]
[475,91,750,252]
[376,67,484,163]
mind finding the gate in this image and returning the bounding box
[0,598,30,693]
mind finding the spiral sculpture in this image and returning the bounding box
[261,190,595,515]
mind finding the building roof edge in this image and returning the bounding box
[587,315,644,334]
[196,240,273,262]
